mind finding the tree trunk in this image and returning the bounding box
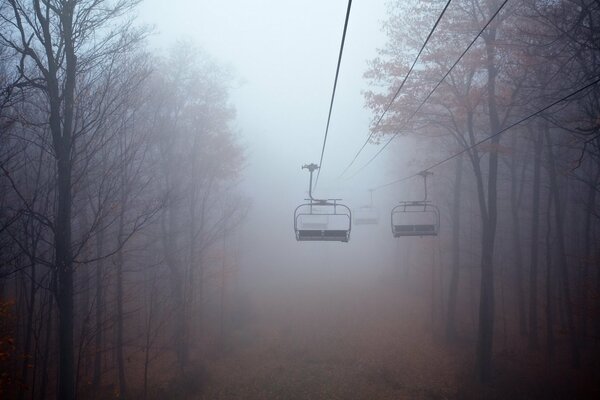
[529,129,543,350]
[580,168,598,345]
[545,191,555,358]
[546,132,580,368]
[56,155,75,400]
[142,272,157,400]
[446,155,463,341]
[161,200,188,369]
[56,3,77,398]
[39,291,54,400]
[509,134,526,336]
[476,220,496,382]
[188,134,200,345]
[93,228,105,390]
[476,26,501,383]
[115,181,129,397]
[77,206,92,389]
[18,262,36,400]
[220,234,227,349]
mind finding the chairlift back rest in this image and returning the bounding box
[302,222,329,229]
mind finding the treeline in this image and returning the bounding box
[365,0,600,382]
[0,1,245,399]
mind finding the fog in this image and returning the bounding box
[1,0,600,399]
[136,0,401,296]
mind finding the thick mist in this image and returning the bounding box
[1,0,600,399]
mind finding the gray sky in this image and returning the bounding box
[137,0,419,280]
[137,0,395,190]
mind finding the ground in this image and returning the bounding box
[139,264,600,400]
[201,301,458,399]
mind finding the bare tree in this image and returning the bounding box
[0,1,143,398]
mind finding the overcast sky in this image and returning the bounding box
[137,0,398,192]
[136,0,416,277]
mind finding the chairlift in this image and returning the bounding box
[391,171,440,238]
[353,190,379,225]
[354,206,379,225]
[294,164,351,242]
[391,201,440,237]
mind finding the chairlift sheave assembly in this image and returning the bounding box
[294,164,352,242]
[391,171,440,238]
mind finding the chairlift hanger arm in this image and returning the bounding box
[418,171,433,201]
[302,163,320,200]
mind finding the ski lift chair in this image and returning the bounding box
[353,205,379,225]
[391,201,440,237]
[294,200,351,242]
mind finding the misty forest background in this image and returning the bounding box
[1,0,600,399]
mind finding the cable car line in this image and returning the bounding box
[339,0,453,178]
[346,0,509,178]
[293,1,353,243]
[314,0,353,190]
[293,0,596,243]
[369,75,600,192]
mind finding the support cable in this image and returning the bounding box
[349,0,509,177]
[370,75,600,191]
[339,0,454,178]
[314,0,353,189]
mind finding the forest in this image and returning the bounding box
[1,0,600,399]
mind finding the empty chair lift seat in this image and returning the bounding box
[391,201,440,238]
[353,206,379,225]
[294,200,351,243]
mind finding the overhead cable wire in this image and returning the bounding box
[349,0,509,178]
[370,75,600,191]
[339,0,453,178]
[345,0,509,179]
[314,0,353,189]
